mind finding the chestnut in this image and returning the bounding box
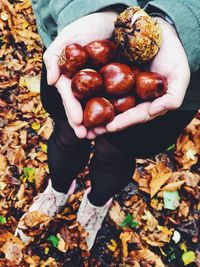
[71,69,103,100]
[58,44,88,78]
[83,97,114,128]
[136,72,167,100]
[100,63,135,96]
[110,96,137,114]
[85,40,116,68]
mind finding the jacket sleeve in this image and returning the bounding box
[144,0,200,72]
[50,0,137,34]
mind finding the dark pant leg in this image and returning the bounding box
[88,137,136,206]
[87,110,196,206]
[104,110,197,158]
[40,59,91,193]
[48,118,91,193]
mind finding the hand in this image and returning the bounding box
[43,11,119,139]
[93,17,191,134]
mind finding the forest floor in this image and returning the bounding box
[0,1,199,266]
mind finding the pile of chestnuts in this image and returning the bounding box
[58,40,167,128]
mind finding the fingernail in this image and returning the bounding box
[159,110,168,116]
[151,106,165,115]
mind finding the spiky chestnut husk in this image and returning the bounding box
[114,7,162,63]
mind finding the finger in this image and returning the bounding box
[43,50,61,85]
[106,102,155,132]
[149,67,190,116]
[56,75,83,125]
[63,107,87,139]
[149,80,185,116]
[86,129,97,139]
[93,126,107,135]
[74,125,88,139]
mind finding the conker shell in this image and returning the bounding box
[114,7,162,63]
[83,97,114,128]
[100,63,135,96]
[58,44,88,78]
[111,96,137,114]
[136,72,167,100]
[85,40,117,68]
[71,69,103,100]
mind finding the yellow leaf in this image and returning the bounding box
[32,122,41,131]
[44,247,49,254]
[120,232,131,258]
[180,242,187,253]
[107,239,118,252]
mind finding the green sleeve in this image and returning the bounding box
[145,0,200,73]
[53,0,137,33]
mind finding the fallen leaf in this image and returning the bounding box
[163,191,180,210]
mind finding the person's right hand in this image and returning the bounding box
[43,11,119,139]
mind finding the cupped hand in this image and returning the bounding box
[93,17,190,135]
[43,11,119,139]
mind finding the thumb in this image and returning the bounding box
[43,50,60,85]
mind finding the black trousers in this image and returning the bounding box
[40,60,196,206]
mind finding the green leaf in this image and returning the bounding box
[0,216,6,224]
[47,235,60,248]
[163,191,180,210]
[40,143,47,153]
[182,251,196,266]
[119,213,138,229]
[166,144,175,152]
[22,167,36,183]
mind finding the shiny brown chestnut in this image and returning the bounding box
[83,97,114,128]
[110,95,137,114]
[136,72,167,100]
[85,40,117,68]
[58,44,88,78]
[71,69,103,100]
[100,63,135,96]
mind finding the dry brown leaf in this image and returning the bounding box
[20,100,35,113]
[0,154,7,174]
[16,183,25,200]
[34,166,46,191]
[149,163,172,197]
[109,202,126,225]
[38,117,53,140]
[120,231,132,258]
[5,121,28,133]
[142,225,173,247]
[181,171,200,187]
[1,242,23,265]
[175,134,198,169]
[178,200,190,218]
[40,257,58,267]
[161,180,185,191]
[129,249,165,267]
[141,210,158,232]
[0,232,24,249]
[24,211,51,228]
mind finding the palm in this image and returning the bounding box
[105,17,190,133]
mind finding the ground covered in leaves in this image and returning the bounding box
[0,1,200,266]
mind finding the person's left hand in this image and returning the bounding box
[93,17,190,135]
